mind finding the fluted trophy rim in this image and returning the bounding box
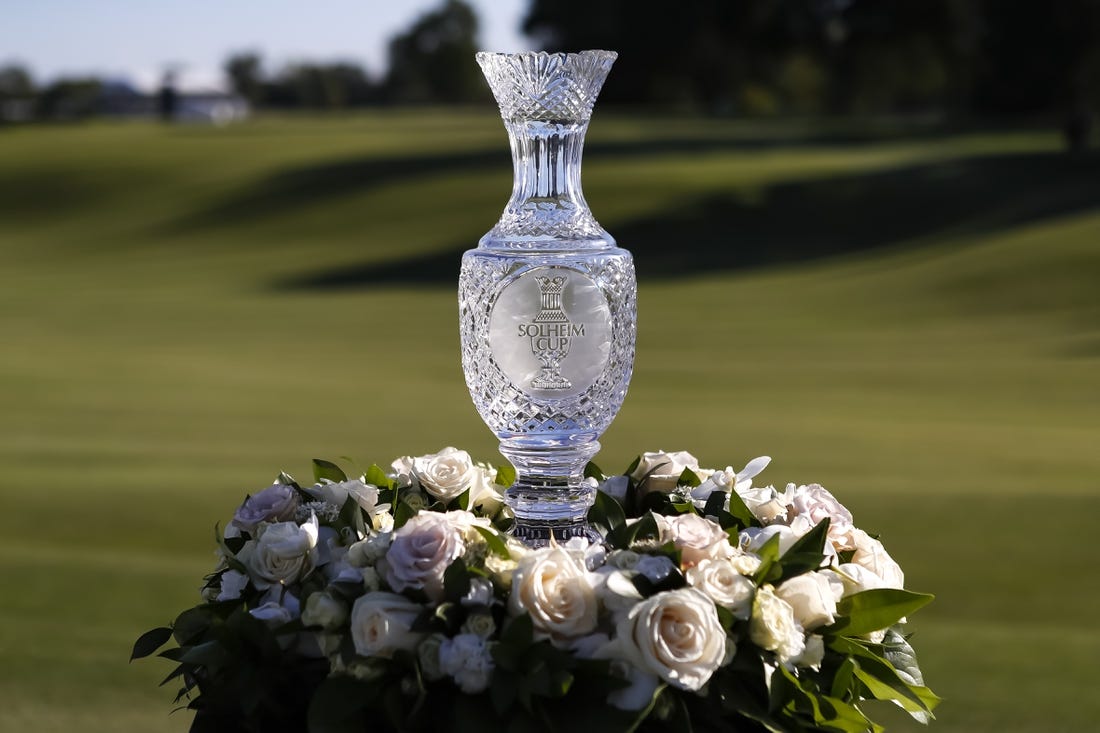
[474,49,618,64]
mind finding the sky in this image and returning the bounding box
[0,0,531,91]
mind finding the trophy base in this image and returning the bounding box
[499,439,601,547]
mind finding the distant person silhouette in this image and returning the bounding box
[158,70,178,122]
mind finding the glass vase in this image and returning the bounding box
[459,50,636,545]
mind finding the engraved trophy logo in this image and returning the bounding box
[526,275,581,390]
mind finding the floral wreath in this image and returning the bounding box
[134,448,938,733]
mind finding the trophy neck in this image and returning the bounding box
[476,50,617,251]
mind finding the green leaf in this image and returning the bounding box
[452,488,471,512]
[852,659,940,718]
[677,467,702,488]
[275,471,297,486]
[365,463,391,488]
[337,494,366,538]
[831,656,857,699]
[130,627,173,661]
[785,517,829,558]
[624,455,641,476]
[393,499,415,529]
[496,462,516,488]
[177,640,228,667]
[444,558,472,603]
[725,489,757,528]
[472,524,511,560]
[774,518,831,582]
[312,458,347,484]
[589,488,626,534]
[751,533,783,585]
[882,628,928,688]
[583,461,604,481]
[827,589,935,637]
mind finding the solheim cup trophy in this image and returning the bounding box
[459,51,636,545]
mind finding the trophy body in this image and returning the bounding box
[459,51,635,544]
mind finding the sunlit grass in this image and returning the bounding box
[0,112,1097,732]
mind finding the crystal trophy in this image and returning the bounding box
[459,51,636,544]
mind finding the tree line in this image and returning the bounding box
[2,0,1097,129]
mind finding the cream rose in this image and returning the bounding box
[850,529,905,588]
[749,585,806,664]
[738,485,792,525]
[301,592,348,631]
[616,587,727,691]
[685,558,756,619]
[660,513,732,567]
[468,465,505,515]
[775,572,844,630]
[412,447,477,502]
[631,450,700,494]
[509,545,598,644]
[381,511,465,602]
[350,592,424,658]
[244,515,319,589]
[788,483,856,551]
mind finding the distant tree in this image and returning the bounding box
[225,52,265,105]
[0,64,34,97]
[384,0,486,104]
[36,78,102,119]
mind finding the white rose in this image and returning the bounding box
[616,587,727,691]
[509,545,598,644]
[389,456,417,488]
[631,450,700,494]
[468,465,505,515]
[739,524,802,556]
[749,585,805,664]
[381,512,465,602]
[244,515,319,589]
[775,572,844,630]
[439,633,495,694]
[461,577,494,608]
[232,483,300,534]
[788,483,856,551]
[311,478,382,516]
[739,485,792,525]
[349,592,424,658]
[850,529,904,588]
[791,634,825,670]
[249,601,294,629]
[217,569,249,601]
[832,563,885,596]
[346,532,392,567]
[301,592,348,630]
[659,513,732,567]
[685,559,755,619]
[412,447,477,502]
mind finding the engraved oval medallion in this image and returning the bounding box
[488,266,612,400]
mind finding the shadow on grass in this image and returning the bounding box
[276,149,1100,288]
[168,127,963,233]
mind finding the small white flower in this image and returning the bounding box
[417,634,446,680]
[439,633,494,693]
[750,585,806,664]
[461,612,496,639]
[791,634,825,670]
[301,592,348,630]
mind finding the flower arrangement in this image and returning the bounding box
[134,448,938,733]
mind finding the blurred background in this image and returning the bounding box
[1,1,1098,731]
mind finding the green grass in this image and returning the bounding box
[0,112,1097,732]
